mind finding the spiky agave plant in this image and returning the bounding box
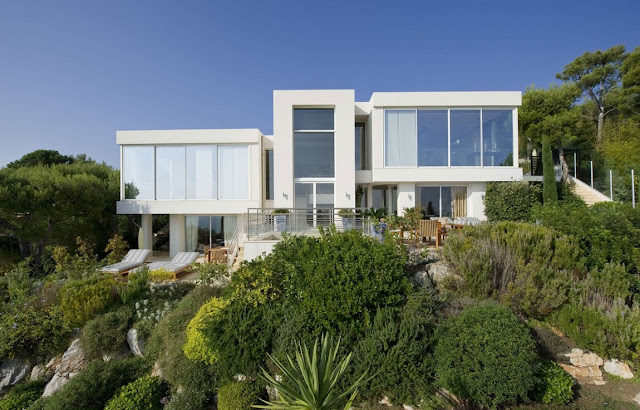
[255,333,367,410]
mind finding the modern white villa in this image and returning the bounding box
[116,90,522,261]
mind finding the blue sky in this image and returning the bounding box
[0,0,638,168]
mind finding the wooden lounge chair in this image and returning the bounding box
[101,249,151,275]
[207,247,228,264]
[418,219,438,246]
[132,251,200,280]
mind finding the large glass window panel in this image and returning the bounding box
[385,110,417,166]
[294,108,334,130]
[294,183,313,227]
[372,187,388,210]
[156,146,185,199]
[265,150,274,200]
[355,123,366,170]
[186,146,217,199]
[123,146,154,199]
[418,110,448,166]
[218,146,249,199]
[418,187,440,218]
[450,110,481,166]
[185,215,211,252]
[316,183,334,226]
[483,110,514,166]
[441,187,453,218]
[294,132,335,177]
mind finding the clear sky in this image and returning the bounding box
[0,0,638,168]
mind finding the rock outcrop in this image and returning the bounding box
[603,359,634,379]
[0,358,31,392]
[43,339,88,397]
[127,328,145,357]
[561,349,605,385]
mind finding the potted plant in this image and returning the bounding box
[273,208,289,232]
[338,209,355,231]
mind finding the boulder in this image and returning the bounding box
[603,359,634,379]
[127,328,145,357]
[427,261,453,283]
[564,348,604,367]
[379,396,393,407]
[151,361,163,378]
[44,356,61,382]
[559,363,605,385]
[30,364,45,381]
[0,358,31,392]
[43,339,88,397]
[412,269,430,287]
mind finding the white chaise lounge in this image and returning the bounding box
[101,249,151,274]
[131,251,200,280]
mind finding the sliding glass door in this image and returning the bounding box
[294,182,334,228]
[184,215,238,253]
[416,186,467,219]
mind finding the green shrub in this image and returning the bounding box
[195,262,228,284]
[147,286,223,409]
[0,304,71,358]
[484,181,541,222]
[435,302,538,409]
[350,288,440,405]
[149,268,175,282]
[51,237,99,279]
[80,306,132,359]
[58,275,120,327]
[104,234,129,265]
[217,381,263,410]
[104,376,166,410]
[532,360,574,404]
[0,380,45,410]
[183,297,227,365]
[442,222,583,318]
[119,268,149,304]
[534,201,640,272]
[542,134,558,204]
[40,357,148,410]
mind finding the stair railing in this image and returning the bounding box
[226,213,247,267]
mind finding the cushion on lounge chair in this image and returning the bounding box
[131,252,200,274]
[101,249,151,273]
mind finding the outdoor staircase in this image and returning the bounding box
[568,176,612,206]
[230,246,244,272]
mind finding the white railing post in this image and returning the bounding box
[632,169,636,208]
[590,160,594,189]
[609,169,613,200]
[573,152,577,177]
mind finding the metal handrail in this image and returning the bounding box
[246,208,371,240]
[226,213,247,267]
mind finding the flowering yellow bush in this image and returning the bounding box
[183,297,228,365]
[149,268,174,282]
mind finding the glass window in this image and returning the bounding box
[385,110,417,166]
[186,146,217,199]
[265,150,274,200]
[316,183,334,226]
[372,186,388,210]
[185,215,234,253]
[156,146,186,200]
[450,110,481,166]
[294,108,334,130]
[418,110,448,166]
[417,186,467,218]
[418,187,440,218]
[123,146,154,199]
[218,146,249,200]
[294,132,335,177]
[355,123,366,170]
[483,110,514,166]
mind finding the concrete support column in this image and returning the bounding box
[169,214,185,257]
[468,182,487,220]
[397,183,416,216]
[141,214,153,251]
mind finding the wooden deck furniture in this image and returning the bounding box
[418,219,438,246]
[101,249,151,275]
[206,247,228,263]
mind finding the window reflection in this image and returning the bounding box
[123,146,154,199]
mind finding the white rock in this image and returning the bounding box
[151,362,163,378]
[42,339,88,397]
[379,396,393,406]
[0,358,31,392]
[403,405,415,410]
[30,364,45,381]
[127,328,145,357]
[428,262,453,282]
[633,392,640,406]
[603,359,634,379]
[563,349,604,367]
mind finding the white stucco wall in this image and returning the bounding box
[273,90,356,209]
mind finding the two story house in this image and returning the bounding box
[116,89,522,260]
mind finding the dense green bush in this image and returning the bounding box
[0,304,71,358]
[118,268,149,304]
[435,302,539,409]
[442,222,583,317]
[183,297,227,365]
[58,275,120,327]
[534,201,640,272]
[39,357,148,410]
[350,288,440,405]
[228,229,411,333]
[532,360,574,404]
[217,381,263,410]
[80,306,132,359]
[484,181,541,222]
[104,376,166,410]
[0,380,45,410]
[147,286,223,409]
[194,262,228,284]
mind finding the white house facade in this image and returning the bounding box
[116,89,522,258]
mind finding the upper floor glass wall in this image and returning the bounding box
[384,108,514,167]
[122,144,249,200]
[294,108,334,178]
[355,123,366,170]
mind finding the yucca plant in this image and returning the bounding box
[255,333,367,410]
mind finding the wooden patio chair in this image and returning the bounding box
[418,219,438,246]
